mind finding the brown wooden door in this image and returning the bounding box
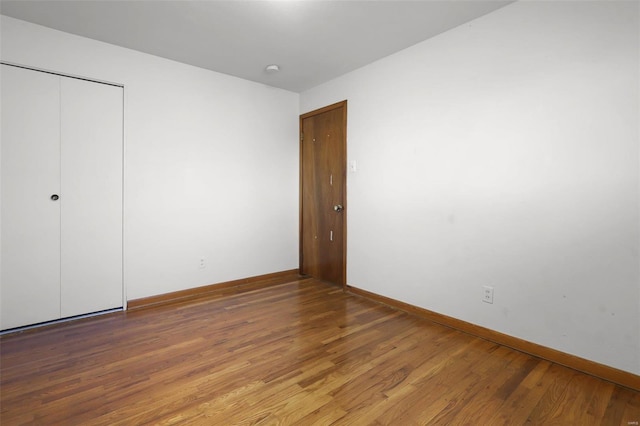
[300,101,347,286]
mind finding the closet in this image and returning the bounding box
[1,64,123,330]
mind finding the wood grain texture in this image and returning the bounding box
[127,269,301,310]
[347,284,640,393]
[2,277,638,425]
[300,101,347,287]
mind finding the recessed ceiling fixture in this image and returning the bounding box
[265,64,280,73]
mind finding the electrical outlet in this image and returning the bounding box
[199,257,206,269]
[482,286,494,304]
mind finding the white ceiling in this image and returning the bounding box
[0,1,513,92]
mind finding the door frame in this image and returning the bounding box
[299,100,348,288]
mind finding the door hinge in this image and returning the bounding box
[301,132,304,141]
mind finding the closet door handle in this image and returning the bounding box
[50,194,59,201]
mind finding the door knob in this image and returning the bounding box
[333,204,343,212]
[50,194,59,201]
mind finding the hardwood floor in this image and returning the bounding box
[1,277,639,425]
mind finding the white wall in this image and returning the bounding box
[1,16,300,301]
[301,1,639,374]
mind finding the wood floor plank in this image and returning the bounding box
[2,277,638,425]
[486,360,556,425]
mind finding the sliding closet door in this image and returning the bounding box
[0,65,62,329]
[60,77,123,318]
